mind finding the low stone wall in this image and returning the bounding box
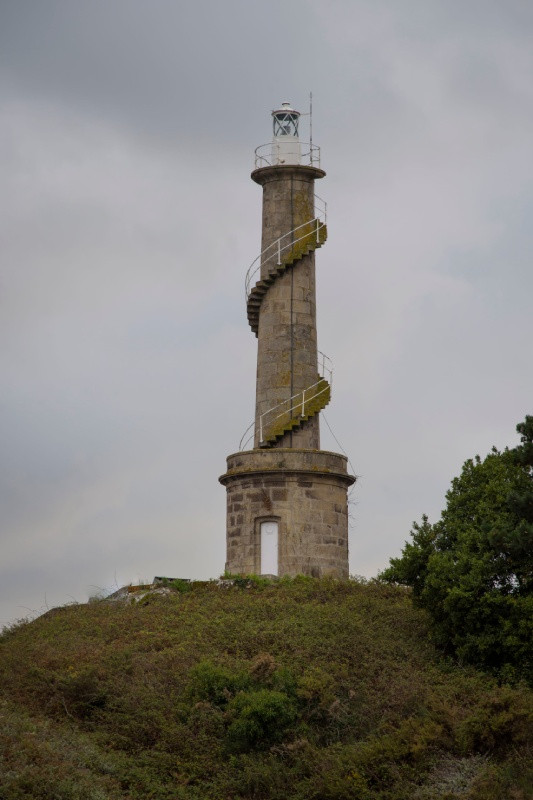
[219,449,355,579]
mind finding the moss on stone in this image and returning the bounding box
[262,378,331,446]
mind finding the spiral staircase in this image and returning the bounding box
[240,199,333,450]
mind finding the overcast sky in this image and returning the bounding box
[1,0,532,626]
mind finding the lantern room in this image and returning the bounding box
[271,102,301,165]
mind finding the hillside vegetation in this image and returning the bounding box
[1,578,532,799]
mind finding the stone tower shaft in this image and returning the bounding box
[252,164,325,449]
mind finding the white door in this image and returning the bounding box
[260,521,278,576]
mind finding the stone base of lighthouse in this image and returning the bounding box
[219,449,355,578]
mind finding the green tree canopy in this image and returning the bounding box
[381,416,533,684]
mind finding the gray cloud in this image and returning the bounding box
[1,0,532,625]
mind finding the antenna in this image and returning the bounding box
[309,91,313,153]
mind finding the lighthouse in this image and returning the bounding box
[219,102,355,578]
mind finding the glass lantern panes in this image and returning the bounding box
[273,112,299,137]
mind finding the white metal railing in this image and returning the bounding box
[317,349,332,379]
[245,194,327,303]
[238,351,333,451]
[254,142,321,169]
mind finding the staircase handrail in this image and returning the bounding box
[238,420,256,453]
[238,352,333,451]
[254,142,321,169]
[245,195,327,303]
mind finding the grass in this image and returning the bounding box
[1,577,531,799]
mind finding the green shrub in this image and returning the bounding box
[187,660,250,706]
[455,684,533,756]
[226,689,297,752]
[167,579,192,593]
[56,666,107,719]
[290,743,373,800]
[230,573,273,589]
[297,667,336,710]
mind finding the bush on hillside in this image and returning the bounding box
[381,416,533,683]
[226,688,297,752]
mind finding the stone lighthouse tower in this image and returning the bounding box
[219,102,355,578]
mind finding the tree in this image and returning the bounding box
[381,417,533,684]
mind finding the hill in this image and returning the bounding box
[1,577,531,799]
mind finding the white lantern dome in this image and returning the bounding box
[271,102,301,165]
